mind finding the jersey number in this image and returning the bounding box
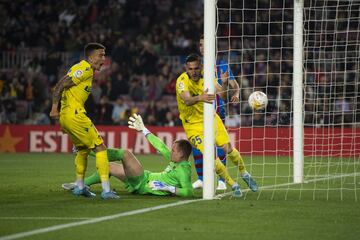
[191,135,202,147]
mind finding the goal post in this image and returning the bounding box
[293,0,304,183]
[203,0,216,200]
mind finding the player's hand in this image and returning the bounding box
[199,88,215,104]
[128,113,145,131]
[49,106,59,119]
[230,94,239,104]
[149,181,176,194]
[219,70,229,85]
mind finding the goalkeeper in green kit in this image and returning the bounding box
[62,114,194,197]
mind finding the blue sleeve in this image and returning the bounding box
[217,60,235,84]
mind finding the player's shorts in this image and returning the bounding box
[124,170,170,196]
[183,114,230,153]
[60,107,104,149]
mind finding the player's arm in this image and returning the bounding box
[228,70,240,103]
[179,90,215,106]
[149,166,193,197]
[128,114,171,161]
[49,75,75,119]
[174,166,194,197]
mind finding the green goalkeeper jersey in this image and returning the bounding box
[144,134,193,197]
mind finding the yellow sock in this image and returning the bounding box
[95,150,110,182]
[215,157,236,186]
[227,148,247,175]
[75,149,89,180]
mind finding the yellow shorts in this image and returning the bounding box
[183,114,229,153]
[60,108,103,149]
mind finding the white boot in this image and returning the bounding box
[216,180,227,190]
[192,179,203,189]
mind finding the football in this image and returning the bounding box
[248,91,268,111]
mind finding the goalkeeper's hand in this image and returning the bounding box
[128,113,145,132]
[149,181,176,194]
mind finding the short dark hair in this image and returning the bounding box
[175,139,192,160]
[200,34,204,40]
[84,43,106,58]
[185,53,201,64]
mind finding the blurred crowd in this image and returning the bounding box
[0,0,359,127]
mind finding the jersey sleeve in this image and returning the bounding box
[67,63,92,85]
[146,134,171,161]
[175,164,194,197]
[217,60,235,82]
[176,74,189,94]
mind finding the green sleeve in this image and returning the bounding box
[175,165,194,197]
[146,134,171,161]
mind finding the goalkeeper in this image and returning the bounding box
[62,114,194,197]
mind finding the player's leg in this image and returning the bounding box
[192,147,204,189]
[216,96,228,190]
[220,143,258,192]
[60,115,96,197]
[216,147,227,190]
[215,115,258,192]
[62,147,125,190]
[185,124,241,197]
[93,143,119,199]
[118,149,144,177]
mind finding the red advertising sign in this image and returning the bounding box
[0,125,359,156]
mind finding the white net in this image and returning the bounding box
[215,0,360,200]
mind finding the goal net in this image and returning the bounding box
[215,0,360,200]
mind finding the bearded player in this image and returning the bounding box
[176,53,258,197]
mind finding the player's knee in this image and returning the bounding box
[123,149,133,160]
[220,143,232,153]
[77,149,90,157]
[94,144,107,153]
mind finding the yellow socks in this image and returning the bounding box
[227,148,247,175]
[75,149,90,189]
[75,149,89,180]
[215,157,236,186]
[95,150,110,183]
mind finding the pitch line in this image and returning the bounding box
[0,217,92,220]
[1,171,359,240]
[0,199,201,240]
[216,171,360,198]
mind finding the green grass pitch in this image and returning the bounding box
[0,153,359,240]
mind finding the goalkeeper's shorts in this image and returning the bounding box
[124,170,169,196]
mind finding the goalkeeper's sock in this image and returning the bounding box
[88,148,125,162]
[75,149,89,189]
[192,147,203,181]
[215,157,236,186]
[217,147,227,182]
[227,148,247,175]
[95,150,110,192]
[84,172,101,186]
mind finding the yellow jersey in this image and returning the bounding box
[176,72,205,124]
[60,60,94,112]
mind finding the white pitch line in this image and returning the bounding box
[1,171,359,240]
[216,171,360,198]
[0,199,201,240]
[0,217,92,220]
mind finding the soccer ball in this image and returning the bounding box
[248,91,268,111]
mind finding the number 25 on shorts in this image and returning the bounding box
[191,135,202,148]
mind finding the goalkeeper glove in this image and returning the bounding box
[128,114,151,136]
[149,181,176,194]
